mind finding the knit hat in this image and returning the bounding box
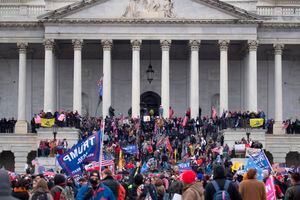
[54,174,66,186]
[181,170,196,184]
[197,173,203,181]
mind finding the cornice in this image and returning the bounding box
[260,22,300,29]
[0,21,42,27]
[40,18,260,25]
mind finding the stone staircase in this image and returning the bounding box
[223,129,266,148]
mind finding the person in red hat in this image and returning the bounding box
[181,170,204,200]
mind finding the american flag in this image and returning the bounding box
[85,157,114,171]
[100,157,115,167]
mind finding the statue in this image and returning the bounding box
[123,0,175,18]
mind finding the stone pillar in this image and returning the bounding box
[219,40,229,115]
[43,39,55,113]
[161,40,171,119]
[273,44,284,134]
[72,39,83,114]
[13,150,28,174]
[101,40,113,118]
[189,40,200,119]
[15,43,28,134]
[247,40,258,112]
[131,40,142,118]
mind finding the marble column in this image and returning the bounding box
[219,40,229,115]
[43,39,55,113]
[247,40,258,112]
[189,40,200,119]
[273,44,284,134]
[15,43,28,134]
[101,40,113,118]
[72,39,83,114]
[161,40,171,119]
[131,40,142,118]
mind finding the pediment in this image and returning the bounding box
[39,0,259,22]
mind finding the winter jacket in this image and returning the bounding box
[102,176,120,198]
[205,178,242,200]
[239,179,266,200]
[76,183,115,200]
[182,181,204,200]
[285,182,300,200]
[11,188,29,200]
[0,169,18,200]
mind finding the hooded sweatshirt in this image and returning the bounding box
[0,169,18,200]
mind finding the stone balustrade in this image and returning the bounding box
[0,4,45,19]
[257,6,300,16]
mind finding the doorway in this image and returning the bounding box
[140,91,161,116]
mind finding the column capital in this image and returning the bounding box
[72,39,83,50]
[189,40,201,51]
[273,43,284,55]
[17,42,28,54]
[218,40,229,51]
[160,40,171,51]
[247,40,258,51]
[43,39,55,51]
[101,39,113,51]
[131,39,142,51]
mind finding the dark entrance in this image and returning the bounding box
[141,91,161,116]
[0,151,15,172]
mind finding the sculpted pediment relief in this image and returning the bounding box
[39,0,258,21]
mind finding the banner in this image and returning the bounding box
[245,157,263,181]
[122,145,138,155]
[177,162,191,172]
[249,150,272,172]
[250,118,264,128]
[265,176,276,200]
[57,131,101,177]
[41,118,55,128]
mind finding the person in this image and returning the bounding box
[205,165,242,200]
[181,170,204,200]
[50,174,69,200]
[76,170,116,200]
[11,178,30,200]
[29,179,53,200]
[0,169,18,200]
[101,169,125,200]
[127,174,144,200]
[239,168,266,200]
[285,172,300,200]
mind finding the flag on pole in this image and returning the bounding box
[97,77,103,102]
[211,106,217,119]
[118,150,123,170]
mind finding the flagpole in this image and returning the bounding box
[99,118,105,175]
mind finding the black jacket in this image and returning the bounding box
[0,169,18,200]
[204,178,242,200]
[102,175,120,198]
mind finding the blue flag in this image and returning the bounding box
[245,157,264,181]
[177,162,191,172]
[57,131,102,177]
[249,150,272,172]
[140,162,149,174]
[122,145,138,155]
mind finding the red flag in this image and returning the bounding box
[211,106,217,119]
[165,137,173,154]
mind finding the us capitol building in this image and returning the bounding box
[0,0,299,173]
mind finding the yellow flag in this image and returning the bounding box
[231,162,243,172]
[174,149,177,163]
[118,150,123,170]
[250,118,264,128]
[41,118,55,128]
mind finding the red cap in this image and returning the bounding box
[181,170,196,184]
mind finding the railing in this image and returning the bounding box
[0,5,45,18]
[257,6,300,16]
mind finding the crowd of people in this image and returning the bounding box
[38,139,69,157]
[0,117,16,133]
[2,164,300,200]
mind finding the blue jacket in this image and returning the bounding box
[76,183,116,200]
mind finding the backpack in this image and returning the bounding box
[31,192,48,200]
[212,180,231,200]
[57,186,75,200]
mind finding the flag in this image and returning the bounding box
[165,137,173,154]
[245,157,264,181]
[265,176,276,200]
[41,118,55,128]
[98,77,103,102]
[174,149,177,163]
[57,114,65,121]
[85,157,114,172]
[122,145,138,155]
[250,118,264,128]
[34,115,41,124]
[177,162,191,172]
[118,150,123,170]
[211,106,217,119]
[231,162,243,172]
[140,162,148,174]
[249,150,272,172]
[57,131,101,177]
